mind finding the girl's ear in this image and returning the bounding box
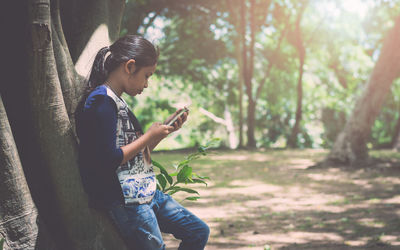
[124,59,136,74]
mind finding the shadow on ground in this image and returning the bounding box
[153,149,400,249]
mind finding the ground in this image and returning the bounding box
[152,149,400,250]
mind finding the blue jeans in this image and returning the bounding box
[107,190,209,250]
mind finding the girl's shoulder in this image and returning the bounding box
[84,85,118,112]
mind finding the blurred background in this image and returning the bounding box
[116,0,400,151]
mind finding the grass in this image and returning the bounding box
[152,149,400,249]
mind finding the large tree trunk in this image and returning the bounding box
[1,0,135,249]
[0,95,37,249]
[327,15,400,165]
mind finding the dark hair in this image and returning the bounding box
[87,35,159,89]
[75,35,159,121]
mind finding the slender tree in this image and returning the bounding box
[287,1,308,148]
[328,15,400,165]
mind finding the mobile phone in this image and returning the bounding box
[165,107,189,126]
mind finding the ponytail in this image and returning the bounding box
[74,46,111,123]
[87,46,111,90]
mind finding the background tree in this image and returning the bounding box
[287,0,308,148]
[327,15,400,165]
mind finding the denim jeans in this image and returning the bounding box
[107,190,209,250]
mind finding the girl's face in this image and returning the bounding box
[123,61,157,96]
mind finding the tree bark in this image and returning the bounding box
[28,0,128,248]
[1,0,134,248]
[0,95,38,250]
[328,15,400,165]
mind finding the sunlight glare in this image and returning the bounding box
[342,0,370,18]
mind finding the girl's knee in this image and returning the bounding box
[194,221,210,246]
[201,223,210,239]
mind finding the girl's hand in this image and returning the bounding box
[165,108,189,132]
[147,122,173,140]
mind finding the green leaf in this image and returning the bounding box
[177,165,192,183]
[156,174,167,191]
[152,160,173,184]
[178,188,199,195]
[165,185,181,194]
[184,196,201,201]
[193,173,210,180]
[168,190,177,195]
[191,178,208,186]
[167,187,199,196]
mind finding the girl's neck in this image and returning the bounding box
[104,78,123,97]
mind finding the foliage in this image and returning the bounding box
[152,138,220,201]
[120,0,400,149]
[0,237,4,250]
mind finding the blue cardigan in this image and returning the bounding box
[75,85,143,208]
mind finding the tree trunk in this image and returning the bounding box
[246,0,257,148]
[287,55,305,148]
[240,0,249,148]
[60,0,124,63]
[287,2,307,148]
[1,0,135,249]
[237,0,245,148]
[328,15,400,165]
[0,95,37,250]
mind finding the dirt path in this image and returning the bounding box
[152,149,400,250]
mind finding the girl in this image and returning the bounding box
[75,35,209,250]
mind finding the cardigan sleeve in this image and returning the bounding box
[86,94,123,170]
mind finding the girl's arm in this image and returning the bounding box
[148,137,163,152]
[120,132,152,165]
[148,111,188,152]
[120,122,172,164]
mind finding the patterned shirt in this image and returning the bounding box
[104,85,156,204]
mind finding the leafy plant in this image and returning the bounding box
[152,138,220,201]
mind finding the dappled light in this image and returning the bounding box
[153,149,400,249]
